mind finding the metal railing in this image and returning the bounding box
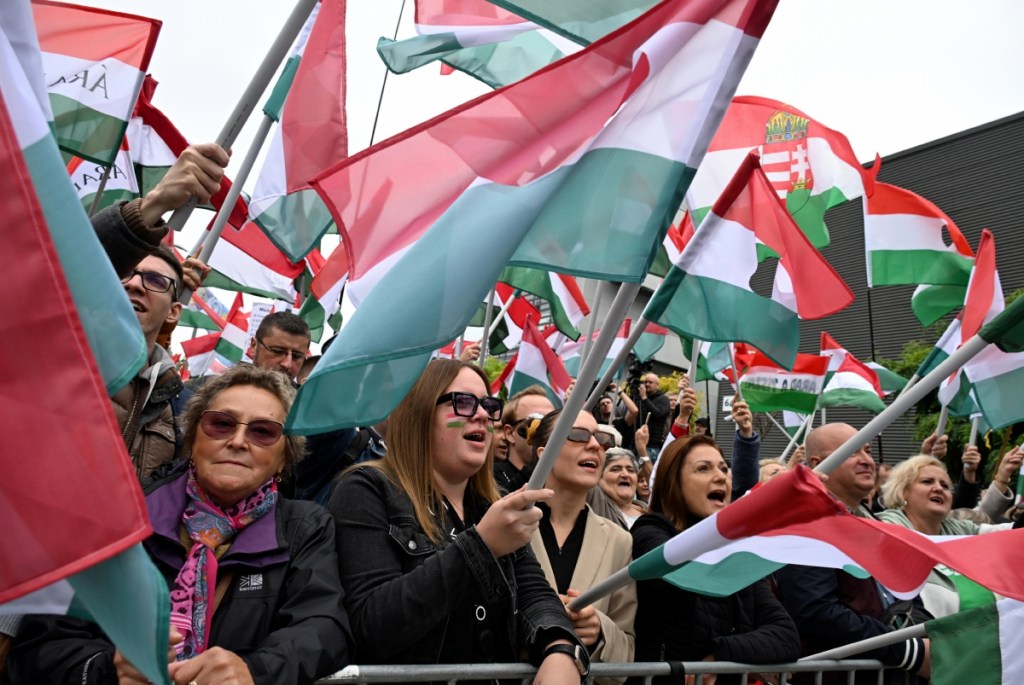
[318,659,891,684]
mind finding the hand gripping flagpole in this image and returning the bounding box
[177,113,276,305]
[164,0,319,233]
[527,283,641,492]
[583,315,651,413]
[777,412,814,464]
[569,299,1024,612]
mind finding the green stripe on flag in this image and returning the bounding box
[742,385,819,414]
[913,283,967,327]
[930,602,1001,685]
[50,93,129,166]
[819,387,886,413]
[254,188,335,262]
[788,186,853,249]
[870,249,974,287]
[263,55,301,122]
[23,136,146,393]
[440,31,570,89]
[980,295,1024,353]
[203,269,285,301]
[969,365,1024,430]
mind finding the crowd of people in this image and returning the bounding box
[3,144,1023,685]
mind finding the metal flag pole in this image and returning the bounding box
[165,0,319,232]
[894,373,919,400]
[968,415,980,446]
[777,412,814,464]
[486,289,519,339]
[527,283,641,491]
[934,405,949,439]
[569,323,1009,612]
[583,314,650,413]
[177,113,275,305]
[578,284,606,369]
[478,285,497,367]
[686,337,702,385]
[801,624,927,661]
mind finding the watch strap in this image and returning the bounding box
[543,643,590,678]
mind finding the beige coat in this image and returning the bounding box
[530,506,636,684]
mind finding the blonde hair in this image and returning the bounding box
[881,455,947,510]
[362,359,500,543]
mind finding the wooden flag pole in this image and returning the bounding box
[165,0,319,232]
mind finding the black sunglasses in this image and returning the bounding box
[436,391,503,421]
[199,410,285,447]
[122,269,177,298]
[567,427,615,449]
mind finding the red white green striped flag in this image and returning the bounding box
[631,468,1024,602]
[685,95,864,248]
[33,0,159,166]
[248,0,346,261]
[930,599,1024,685]
[737,351,828,414]
[288,0,780,433]
[499,266,589,339]
[204,218,307,302]
[863,179,974,288]
[378,0,580,88]
[819,331,848,372]
[947,231,1024,429]
[181,330,232,377]
[213,293,250,364]
[819,354,886,414]
[649,212,695,277]
[492,317,571,405]
[634,322,671,363]
[556,320,632,379]
[0,9,168,681]
[645,150,853,369]
[466,284,542,354]
[67,140,139,213]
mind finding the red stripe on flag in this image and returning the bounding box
[33,0,161,69]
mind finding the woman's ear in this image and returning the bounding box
[536,446,545,460]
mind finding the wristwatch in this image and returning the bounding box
[543,643,590,678]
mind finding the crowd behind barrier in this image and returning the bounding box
[316,659,893,684]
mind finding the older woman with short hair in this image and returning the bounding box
[599,448,648,528]
[8,365,352,685]
[879,454,1011,617]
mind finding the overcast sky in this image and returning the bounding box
[82,0,1024,170]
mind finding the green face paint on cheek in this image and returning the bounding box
[485,425,494,433]
[446,420,467,429]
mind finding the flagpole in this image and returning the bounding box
[177,113,275,305]
[87,165,113,216]
[934,405,949,438]
[728,344,743,402]
[686,337,702,385]
[765,413,787,436]
[165,0,319,232]
[968,415,980,446]
[814,332,990,476]
[574,303,1024,612]
[777,413,813,464]
[527,283,641,491]
[368,0,407,148]
[800,624,927,661]
[583,314,650,412]
[454,336,464,359]
[579,284,606,368]
[478,285,497,367]
[486,289,519,339]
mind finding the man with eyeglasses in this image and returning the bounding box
[246,312,311,383]
[494,386,554,493]
[113,245,189,479]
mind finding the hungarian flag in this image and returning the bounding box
[819,331,848,372]
[819,354,887,414]
[645,150,853,369]
[685,95,863,248]
[249,0,346,262]
[949,232,1024,429]
[629,468,1024,602]
[0,10,168,681]
[737,351,828,414]
[180,330,230,377]
[178,287,229,333]
[863,179,974,288]
[556,320,632,379]
[930,599,1024,685]
[300,247,347,342]
[499,266,589,339]
[465,284,542,354]
[634,322,671,363]
[213,293,251,364]
[205,217,308,301]
[782,410,809,438]
[912,282,972,327]
[492,318,571,405]
[33,0,159,166]
[649,212,696,277]
[67,140,138,213]
[865,361,907,396]
[377,0,579,88]
[289,0,781,433]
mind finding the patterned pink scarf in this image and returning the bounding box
[169,467,277,659]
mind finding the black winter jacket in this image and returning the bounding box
[329,467,580,674]
[6,464,352,685]
[630,513,800,685]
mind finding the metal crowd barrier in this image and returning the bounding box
[318,659,891,684]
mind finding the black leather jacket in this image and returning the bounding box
[329,466,580,672]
